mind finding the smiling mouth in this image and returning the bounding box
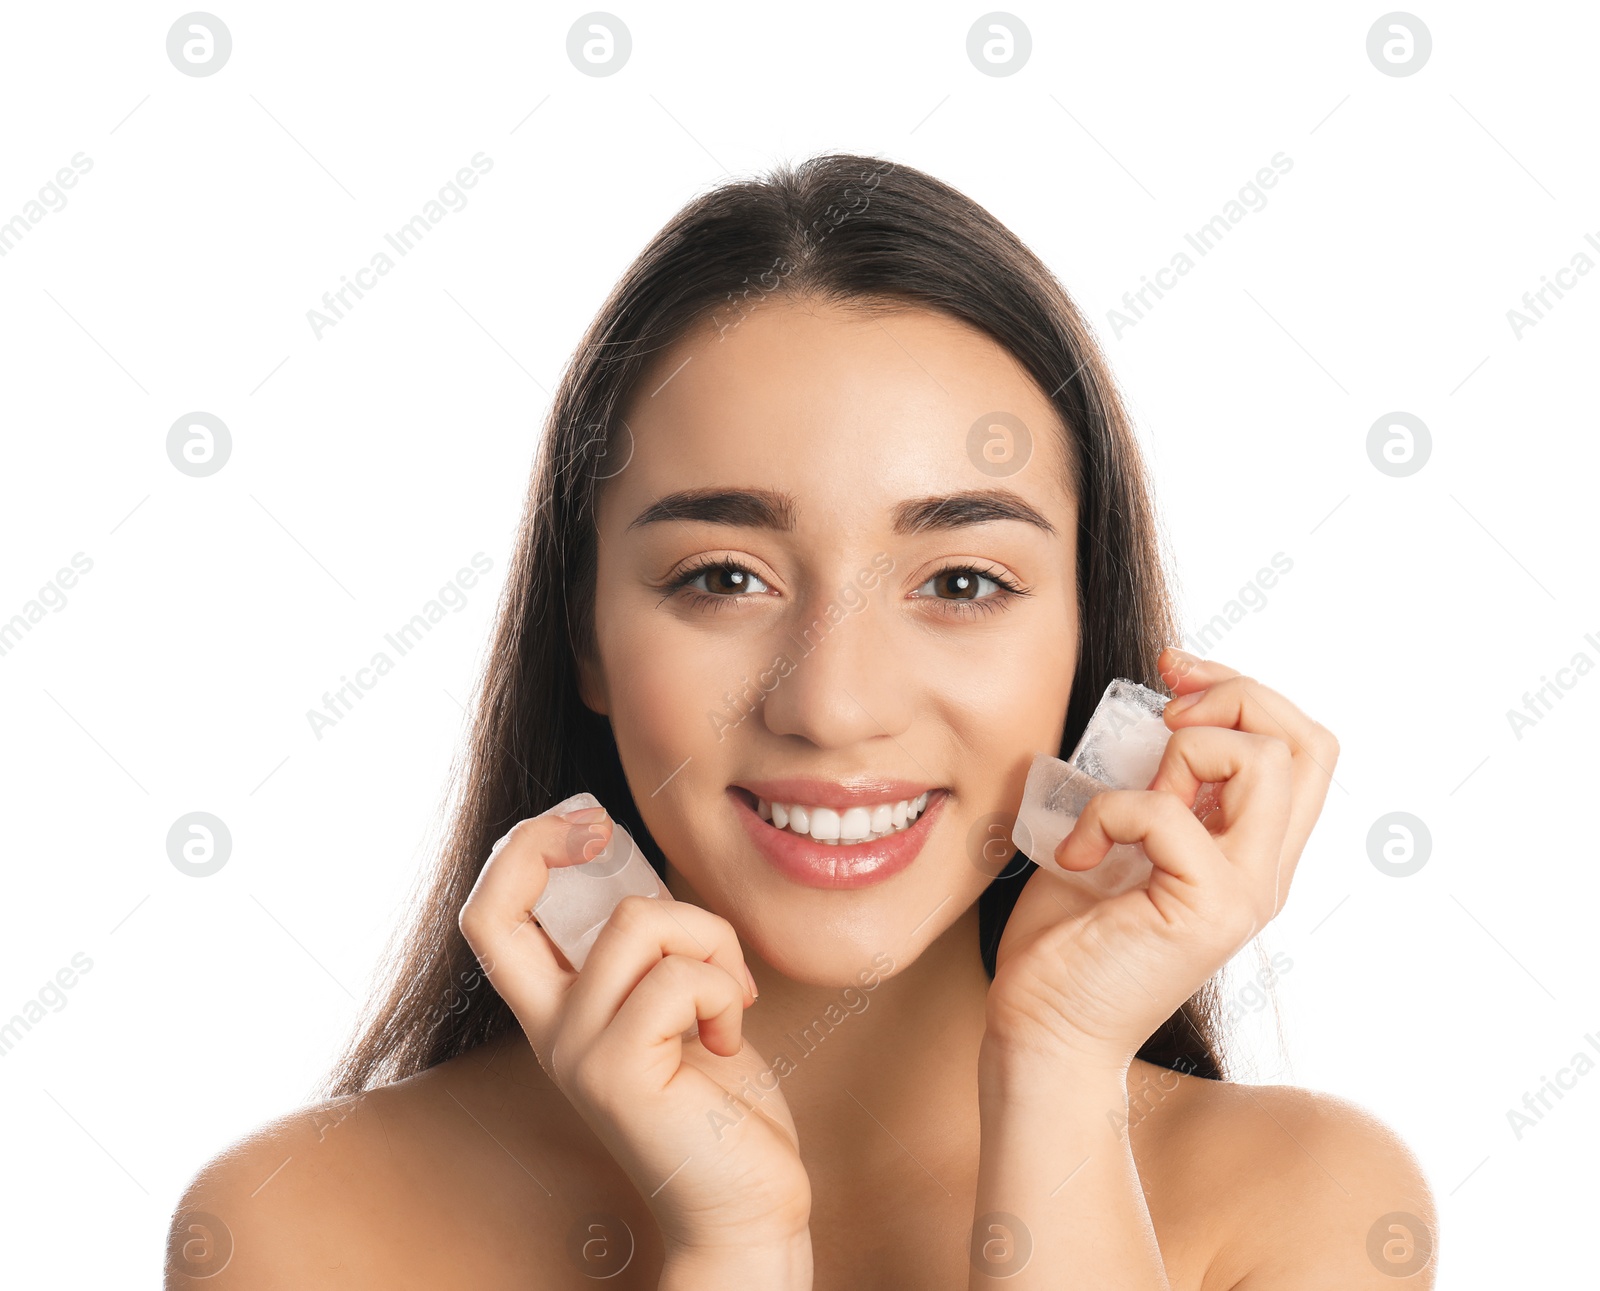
[728,787,940,844]
[727,785,948,889]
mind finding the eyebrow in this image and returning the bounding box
[626,487,1057,537]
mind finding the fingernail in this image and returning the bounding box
[744,964,758,999]
[1166,688,1207,714]
[1166,646,1200,664]
[560,806,608,824]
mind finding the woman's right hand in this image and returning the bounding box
[457,805,812,1261]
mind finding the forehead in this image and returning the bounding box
[602,298,1075,530]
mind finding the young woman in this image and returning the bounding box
[171,154,1434,1288]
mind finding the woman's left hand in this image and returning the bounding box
[986,647,1340,1073]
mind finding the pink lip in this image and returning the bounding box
[731,776,939,813]
[727,785,947,890]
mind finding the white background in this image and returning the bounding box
[1,1,1594,1284]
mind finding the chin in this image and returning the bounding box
[725,905,912,989]
[669,817,974,990]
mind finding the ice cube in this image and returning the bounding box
[1010,679,1221,898]
[1011,755,1156,899]
[532,792,670,970]
[1070,679,1172,790]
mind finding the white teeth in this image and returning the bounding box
[753,791,935,842]
[840,806,872,841]
[808,806,841,842]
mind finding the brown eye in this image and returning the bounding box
[916,569,1000,601]
[682,564,770,596]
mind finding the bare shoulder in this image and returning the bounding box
[167,1088,383,1286]
[1156,1072,1438,1289]
[167,1040,646,1288]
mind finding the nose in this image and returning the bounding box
[757,584,914,749]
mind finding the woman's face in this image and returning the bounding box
[578,297,1079,984]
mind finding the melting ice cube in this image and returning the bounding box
[1011,679,1222,898]
[532,792,670,970]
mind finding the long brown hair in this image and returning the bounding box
[321,152,1230,1098]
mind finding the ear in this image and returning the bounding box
[575,645,610,717]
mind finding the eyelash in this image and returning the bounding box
[661,557,1030,618]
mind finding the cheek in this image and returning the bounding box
[994,623,1076,734]
[917,608,1077,752]
[597,600,790,813]
[597,616,764,885]
[601,618,721,761]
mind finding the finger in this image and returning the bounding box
[1160,673,1339,871]
[558,896,755,1053]
[1157,646,1241,696]
[1163,671,1329,764]
[1057,787,1224,892]
[1147,726,1295,908]
[601,953,748,1064]
[457,812,616,1035]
